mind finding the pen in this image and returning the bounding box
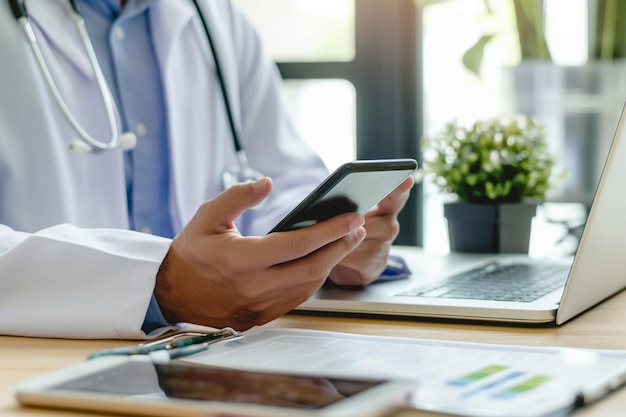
[145,343,210,364]
[87,328,239,360]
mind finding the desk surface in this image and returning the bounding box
[3,250,626,417]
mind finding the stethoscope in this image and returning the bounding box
[9,0,265,191]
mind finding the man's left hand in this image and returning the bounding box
[328,176,414,286]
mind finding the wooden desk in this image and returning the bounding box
[3,255,626,416]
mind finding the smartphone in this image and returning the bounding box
[269,159,418,233]
[15,356,417,417]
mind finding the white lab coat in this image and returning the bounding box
[0,0,328,339]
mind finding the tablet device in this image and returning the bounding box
[270,158,418,233]
[15,356,417,417]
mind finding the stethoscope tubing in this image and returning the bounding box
[190,0,262,190]
[11,0,122,151]
[10,0,265,195]
[191,0,243,154]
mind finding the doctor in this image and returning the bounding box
[0,0,413,339]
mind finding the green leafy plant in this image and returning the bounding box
[462,0,551,76]
[420,116,556,203]
[590,0,626,60]
[454,0,626,76]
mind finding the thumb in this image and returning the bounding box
[197,178,273,230]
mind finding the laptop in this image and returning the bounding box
[295,105,626,325]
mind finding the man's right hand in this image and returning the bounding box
[154,177,365,331]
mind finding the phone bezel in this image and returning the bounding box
[269,159,417,233]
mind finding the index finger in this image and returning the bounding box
[256,212,365,266]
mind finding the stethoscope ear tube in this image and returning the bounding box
[67,132,137,153]
[8,0,27,20]
[12,0,134,152]
[67,0,81,15]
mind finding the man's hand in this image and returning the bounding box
[155,178,365,331]
[328,176,414,286]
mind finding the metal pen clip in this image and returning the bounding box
[87,328,240,361]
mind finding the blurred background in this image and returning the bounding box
[232,0,625,255]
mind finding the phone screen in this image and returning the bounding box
[50,361,385,410]
[270,159,417,233]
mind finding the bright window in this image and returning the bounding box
[282,80,356,171]
[232,0,355,62]
[233,0,357,170]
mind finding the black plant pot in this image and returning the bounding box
[444,202,538,253]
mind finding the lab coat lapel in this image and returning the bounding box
[151,0,242,130]
[26,0,93,76]
[150,0,202,230]
[152,0,243,229]
[149,0,195,66]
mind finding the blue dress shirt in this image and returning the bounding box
[77,0,172,332]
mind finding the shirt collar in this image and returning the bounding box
[76,0,158,20]
[76,0,119,19]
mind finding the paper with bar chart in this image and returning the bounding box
[185,327,626,417]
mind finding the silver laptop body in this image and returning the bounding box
[296,105,626,325]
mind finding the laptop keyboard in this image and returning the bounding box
[397,262,570,302]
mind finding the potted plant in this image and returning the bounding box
[420,115,557,253]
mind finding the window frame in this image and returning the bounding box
[276,0,423,245]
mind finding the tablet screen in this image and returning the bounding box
[51,361,384,410]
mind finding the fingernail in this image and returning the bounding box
[350,216,365,230]
[252,177,267,191]
[353,227,366,242]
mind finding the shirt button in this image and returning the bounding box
[113,27,125,41]
[135,123,147,137]
[141,227,153,234]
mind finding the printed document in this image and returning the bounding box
[184,327,626,417]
